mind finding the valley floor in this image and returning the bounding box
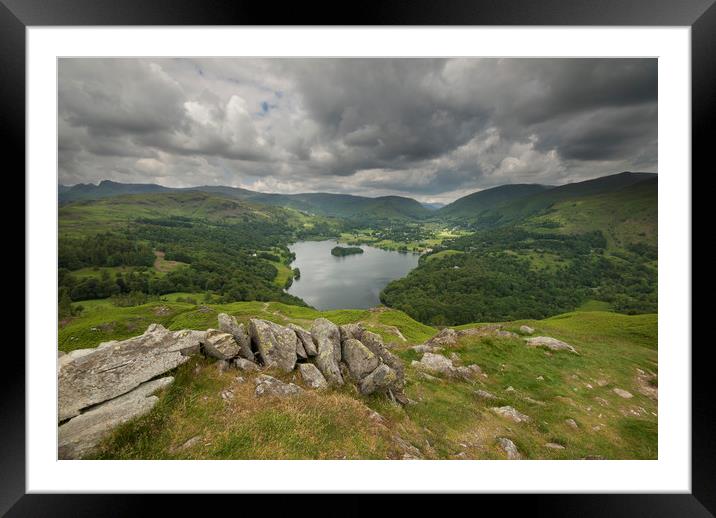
[59,299,657,460]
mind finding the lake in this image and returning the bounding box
[287,240,419,310]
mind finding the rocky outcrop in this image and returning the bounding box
[218,313,254,360]
[497,437,521,459]
[311,318,344,385]
[249,318,298,372]
[359,331,406,397]
[491,406,531,423]
[298,363,328,389]
[58,314,409,458]
[203,329,240,360]
[58,324,203,421]
[358,364,397,395]
[525,336,578,354]
[417,324,519,351]
[342,338,380,381]
[613,388,633,399]
[519,325,535,334]
[59,377,174,459]
[233,358,260,371]
[411,352,482,380]
[287,324,317,357]
[254,374,304,398]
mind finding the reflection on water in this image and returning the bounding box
[287,240,419,310]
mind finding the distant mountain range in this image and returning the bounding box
[59,172,657,224]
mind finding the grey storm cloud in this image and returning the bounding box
[58,58,657,203]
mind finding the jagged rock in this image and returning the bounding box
[497,437,521,459]
[456,364,483,379]
[520,325,535,334]
[254,374,304,398]
[491,406,531,423]
[287,324,317,356]
[58,377,173,459]
[342,338,380,381]
[58,324,202,422]
[233,358,259,372]
[360,331,405,390]
[565,418,579,429]
[298,363,328,389]
[217,313,253,360]
[412,352,457,377]
[203,329,240,360]
[425,328,459,347]
[525,336,578,354]
[417,372,440,382]
[339,322,365,342]
[311,318,343,385]
[393,434,422,459]
[474,389,497,400]
[249,319,298,372]
[296,340,308,359]
[358,364,397,395]
[613,387,634,399]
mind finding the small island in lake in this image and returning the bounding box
[331,246,364,257]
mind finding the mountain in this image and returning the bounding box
[421,202,445,210]
[58,180,173,203]
[60,181,431,222]
[438,172,656,228]
[380,172,658,326]
[438,184,551,220]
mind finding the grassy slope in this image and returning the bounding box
[523,177,657,250]
[62,299,657,460]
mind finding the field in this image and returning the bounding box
[60,298,657,460]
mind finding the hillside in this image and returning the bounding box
[438,172,656,229]
[438,184,552,221]
[58,192,330,310]
[58,300,657,460]
[381,173,657,325]
[59,181,431,222]
[58,180,174,203]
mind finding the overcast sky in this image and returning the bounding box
[58,58,657,204]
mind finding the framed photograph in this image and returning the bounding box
[7,0,709,513]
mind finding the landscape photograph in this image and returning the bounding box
[57,57,658,461]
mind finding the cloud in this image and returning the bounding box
[58,58,657,202]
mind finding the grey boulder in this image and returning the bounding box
[497,437,521,459]
[491,406,531,423]
[287,324,317,356]
[254,374,304,398]
[358,364,398,395]
[339,322,365,342]
[311,318,343,385]
[412,352,456,377]
[342,338,380,381]
[525,336,578,354]
[58,324,201,422]
[233,358,260,372]
[298,363,328,389]
[217,313,253,360]
[203,329,240,360]
[58,376,173,459]
[249,319,298,372]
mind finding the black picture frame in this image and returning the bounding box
[5,0,708,514]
